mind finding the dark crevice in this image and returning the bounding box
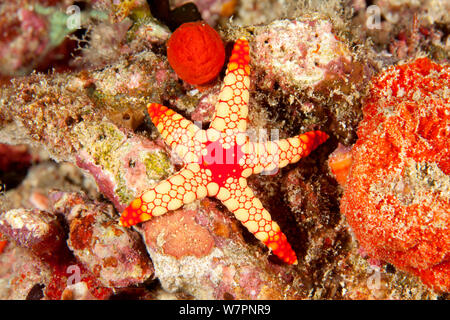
[26,284,45,300]
[147,0,202,31]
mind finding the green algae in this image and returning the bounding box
[141,151,172,180]
[73,121,172,204]
[75,122,126,166]
[114,173,136,204]
[74,121,130,203]
[89,89,126,110]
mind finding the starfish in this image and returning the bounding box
[119,38,328,264]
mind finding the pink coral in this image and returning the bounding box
[143,209,215,259]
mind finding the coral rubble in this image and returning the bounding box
[51,191,155,288]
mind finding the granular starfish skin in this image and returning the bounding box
[341,57,449,292]
[120,38,329,264]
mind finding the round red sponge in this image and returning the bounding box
[167,21,225,85]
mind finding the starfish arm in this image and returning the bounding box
[209,38,250,146]
[148,103,205,163]
[216,177,298,264]
[241,130,329,176]
[119,164,211,227]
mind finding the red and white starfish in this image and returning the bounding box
[119,38,328,264]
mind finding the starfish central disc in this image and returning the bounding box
[200,140,244,187]
[119,38,329,265]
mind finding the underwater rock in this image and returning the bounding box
[51,191,154,288]
[170,0,235,26]
[250,18,370,144]
[251,19,366,96]
[0,0,108,76]
[0,208,65,261]
[141,198,302,299]
[0,244,52,299]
